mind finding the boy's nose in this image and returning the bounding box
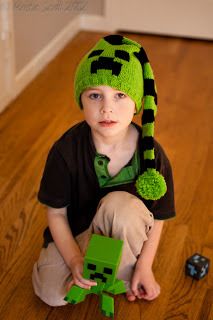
[100,102,113,113]
[101,107,113,113]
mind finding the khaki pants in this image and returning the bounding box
[32,191,154,306]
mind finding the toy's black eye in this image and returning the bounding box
[104,267,113,275]
[88,263,96,270]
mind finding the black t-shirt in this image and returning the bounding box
[38,121,175,246]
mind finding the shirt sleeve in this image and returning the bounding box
[149,142,176,220]
[37,144,71,208]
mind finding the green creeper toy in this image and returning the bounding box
[64,234,126,318]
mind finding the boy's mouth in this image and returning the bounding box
[99,120,117,127]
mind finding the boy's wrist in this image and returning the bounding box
[136,253,153,270]
[135,261,153,276]
[69,254,84,270]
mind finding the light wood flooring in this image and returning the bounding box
[0,31,212,320]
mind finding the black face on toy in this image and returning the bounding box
[83,234,122,286]
[86,262,113,284]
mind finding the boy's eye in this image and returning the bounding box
[116,92,126,99]
[89,93,101,100]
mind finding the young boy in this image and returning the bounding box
[32,34,175,306]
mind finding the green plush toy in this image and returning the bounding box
[74,34,167,200]
[64,234,126,318]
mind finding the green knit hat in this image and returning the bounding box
[74,34,167,200]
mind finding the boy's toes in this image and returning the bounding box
[126,290,136,302]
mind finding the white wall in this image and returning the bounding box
[0,0,106,114]
[86,0,103,15]
[14,0,104,73]
[106,0,213,40]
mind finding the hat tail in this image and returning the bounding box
[134,48,167,200]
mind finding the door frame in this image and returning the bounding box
[0,0,15,113]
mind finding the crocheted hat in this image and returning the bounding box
[74,34,167,200]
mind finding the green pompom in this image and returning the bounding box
[135,169,167,200]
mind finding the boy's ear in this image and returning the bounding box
[79,94,83,109]
[134,104,143,115]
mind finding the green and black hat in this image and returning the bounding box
[74,34,167,200]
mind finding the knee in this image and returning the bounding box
[98,191,135,217]
[100,191,131,205]
[32,262,68,307]
[99,191,154,228]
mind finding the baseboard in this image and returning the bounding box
[80,14,115,33]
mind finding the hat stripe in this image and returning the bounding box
[144,149,155,160]
[144,159,155,169]
[142,121,155,164]
[141,137,154,150]
[134,47,149,64]
[142,109,155,124]
[142,123,154,137]
[144,79,155,95]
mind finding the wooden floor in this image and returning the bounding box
[0,31,212,320]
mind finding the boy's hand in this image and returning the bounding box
[127,267,160,301]
[66,255,97,292]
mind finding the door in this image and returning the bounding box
[106,0,213,40]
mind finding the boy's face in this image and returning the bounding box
[81,85,136,138]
